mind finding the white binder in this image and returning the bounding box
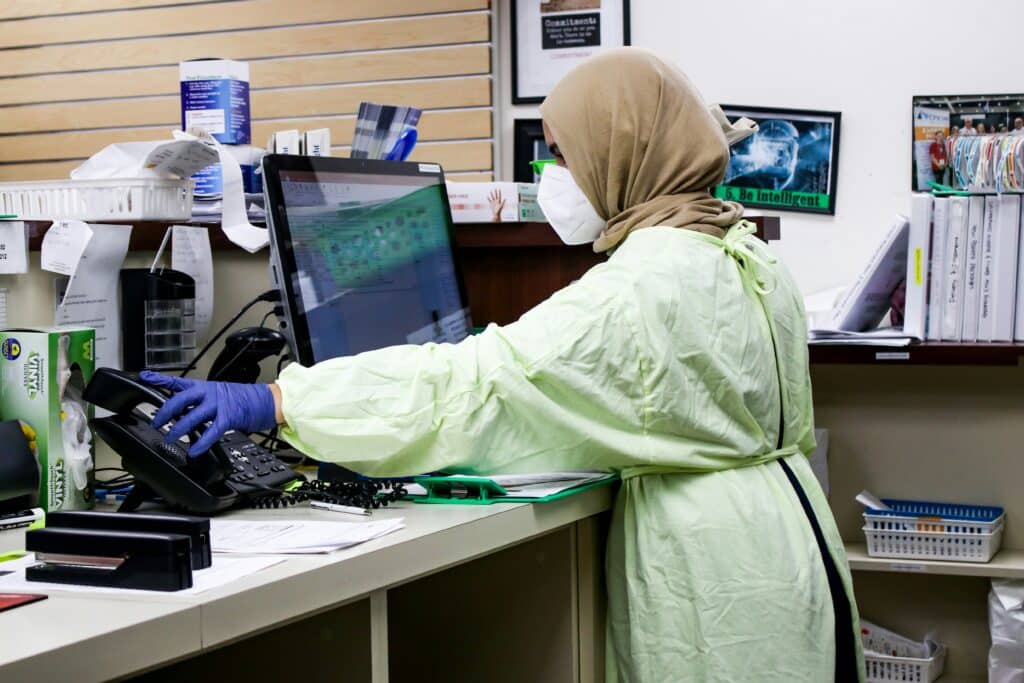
[903,194,933,341]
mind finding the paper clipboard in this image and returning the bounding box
[409,474,618,505]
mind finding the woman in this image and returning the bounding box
[145,48,864,681]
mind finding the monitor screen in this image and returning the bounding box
[264,156,471,366]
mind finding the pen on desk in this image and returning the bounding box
[310,500,371,517]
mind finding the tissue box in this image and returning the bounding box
[180,59,250,145]
[446,182,543,223]
[0,328,96,512]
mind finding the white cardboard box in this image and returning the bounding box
[446,182,543,223]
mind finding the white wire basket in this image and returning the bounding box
[0,178,194,221]
[864,646,946,683]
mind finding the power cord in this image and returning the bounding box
[180,289,281,377]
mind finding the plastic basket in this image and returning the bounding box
[863,499,1005,563]
[0,178,194,221]
[864,646,946,683]
[864,499,1005,534]
[864,524,1003,562]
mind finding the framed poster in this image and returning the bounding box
[714,105,842,215]
[910,93,1024,191]
[512,0,630,105]
[513,119,553,182]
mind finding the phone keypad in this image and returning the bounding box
[217,431,301,492]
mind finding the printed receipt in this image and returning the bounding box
[213,137,269,252]
[172,225,214,337]
[0,222,28,275]
[49,223,132,369]
[41,220,93,276]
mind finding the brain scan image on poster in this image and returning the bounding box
[715,106,841,215]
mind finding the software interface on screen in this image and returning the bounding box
[278,169,469,362]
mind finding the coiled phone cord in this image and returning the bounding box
[247,478,408,510]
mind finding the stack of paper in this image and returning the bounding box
[210,518,405,555]
[808,328,914,347]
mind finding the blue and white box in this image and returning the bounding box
[179,59,251,145]
[192,145,265,198]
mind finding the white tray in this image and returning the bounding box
[0,178,194,221]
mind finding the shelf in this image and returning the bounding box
[453,215,780,248]
[846,542,1024,579]
[24,216,781,252]
[810,342,1024,366]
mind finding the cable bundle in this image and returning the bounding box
[949,133,1024,193]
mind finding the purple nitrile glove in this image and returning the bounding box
[140,371,277,457]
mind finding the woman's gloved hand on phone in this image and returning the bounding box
[140,371,278,456]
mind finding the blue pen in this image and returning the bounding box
[386,128,418,162]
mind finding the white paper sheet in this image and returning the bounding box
[172,225,214,337]
[0,222,28,274]
[213,138,269,252]
[0,289,8,328]
[0,554,283,597]
[209,518,405,554]
[70,138,218,181]
[53,224,132,369]
[41,220,93,276]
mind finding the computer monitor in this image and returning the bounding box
[263,155,472,367]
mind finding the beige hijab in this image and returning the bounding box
[539,48,746,253]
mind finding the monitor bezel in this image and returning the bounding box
[262,154,472,367]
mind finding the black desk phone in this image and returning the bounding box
[83,368,304,515]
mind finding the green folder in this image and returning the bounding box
[409,473,618,505]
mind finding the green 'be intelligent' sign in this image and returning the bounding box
[714,186,830,211]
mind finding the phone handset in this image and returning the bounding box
[84,368,304,515]
[84,368,239,514]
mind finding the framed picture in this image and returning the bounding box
[511,0,630,105]
[513,119,553,182]
[910,93,1024,191]
[714,105,842,215]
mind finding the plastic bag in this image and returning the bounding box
[990,580,1024,682]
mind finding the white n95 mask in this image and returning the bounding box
[536,165,606,245]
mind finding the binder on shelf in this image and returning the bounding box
[926,197,949,341]
[988,194,1021,342]
[941,196,969,341]
[962,195,985,342]
[409,473,618,505]
[1015,197,1024,341]
[829,216,908,332]
[978,197,998,341]
[903,194,934,340]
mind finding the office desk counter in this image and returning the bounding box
[0,485,614,682]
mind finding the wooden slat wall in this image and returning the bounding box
[0,0,494,181]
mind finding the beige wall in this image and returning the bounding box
[0,1,494,179]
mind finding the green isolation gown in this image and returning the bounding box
[277,223,865,682]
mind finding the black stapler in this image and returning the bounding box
[25,527,193,591]
[46,510,211,569]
